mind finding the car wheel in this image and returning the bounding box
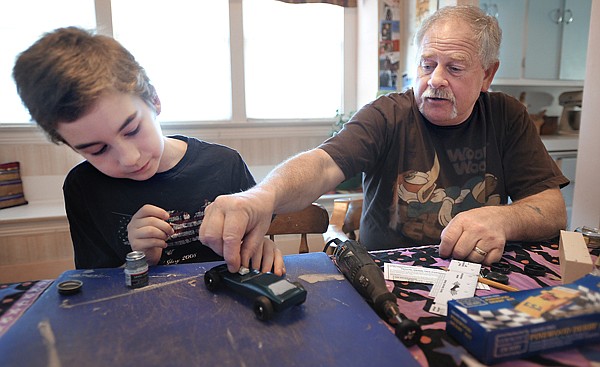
[253,296,274,321]
[204,269,222,292]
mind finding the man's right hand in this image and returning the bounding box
[199,189,275,273]
[200,148,345,273]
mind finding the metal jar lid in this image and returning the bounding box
[57,280,83,295]
[125,251,148,271]
[126,251,146,261]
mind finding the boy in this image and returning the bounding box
[13,27,284,275]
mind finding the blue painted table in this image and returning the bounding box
[0,252,417,367]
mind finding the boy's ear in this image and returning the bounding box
[152,94,161,116]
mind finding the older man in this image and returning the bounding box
[199,5,568,273]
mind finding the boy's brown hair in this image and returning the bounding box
[13,27,157,144]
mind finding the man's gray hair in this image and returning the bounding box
[415,5,502,69]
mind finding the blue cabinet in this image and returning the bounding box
[483,0,590,83]
[481,0,526,79]
[559,0,592,80]
[524,0,591,80]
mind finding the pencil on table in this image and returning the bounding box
[440,267,519,292]
[477,276,519,292]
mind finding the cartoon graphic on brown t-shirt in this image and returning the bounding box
[390,153,501,243]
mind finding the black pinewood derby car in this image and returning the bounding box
[204,264,307,321]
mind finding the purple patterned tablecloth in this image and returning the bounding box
[0,280,53,338]
[369,241,600,367]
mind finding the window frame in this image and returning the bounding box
[1,0,357,142]
[94,0,359,126]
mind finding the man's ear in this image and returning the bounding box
[481,61,500,91]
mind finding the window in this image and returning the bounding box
[243,0,344,119]
[0,0,96,124]
[111,1,232,122]
[1,0,352,126]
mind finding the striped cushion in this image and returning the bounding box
[0,162,28,209]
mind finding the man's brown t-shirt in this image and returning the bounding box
[319,90,568,250]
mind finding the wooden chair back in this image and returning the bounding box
[341,198,362,239]
[324,197,363,249]
[267,203,329,253]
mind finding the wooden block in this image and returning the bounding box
[559,230,593,284]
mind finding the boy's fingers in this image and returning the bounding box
[132,204,169,220]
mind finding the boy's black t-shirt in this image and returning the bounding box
[319,90,569,250]
[63,135,256,269]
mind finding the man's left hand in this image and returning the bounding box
[439,207,506,265]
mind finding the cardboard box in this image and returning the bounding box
[559,230,594,284]
[447,274,600,365]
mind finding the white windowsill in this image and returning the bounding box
[0,200,66,224]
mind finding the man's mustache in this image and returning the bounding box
[422,88,455,103]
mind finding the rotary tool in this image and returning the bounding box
[325,238,422,346]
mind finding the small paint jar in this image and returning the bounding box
[124,251,149,288]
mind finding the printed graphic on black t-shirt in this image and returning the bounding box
[113,201,210,265]
[165,209,205,247]
[389,152,500,243]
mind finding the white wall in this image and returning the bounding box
[571,1,600,229]
[356,0,379,107]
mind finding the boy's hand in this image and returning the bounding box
[127,204,175,265]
